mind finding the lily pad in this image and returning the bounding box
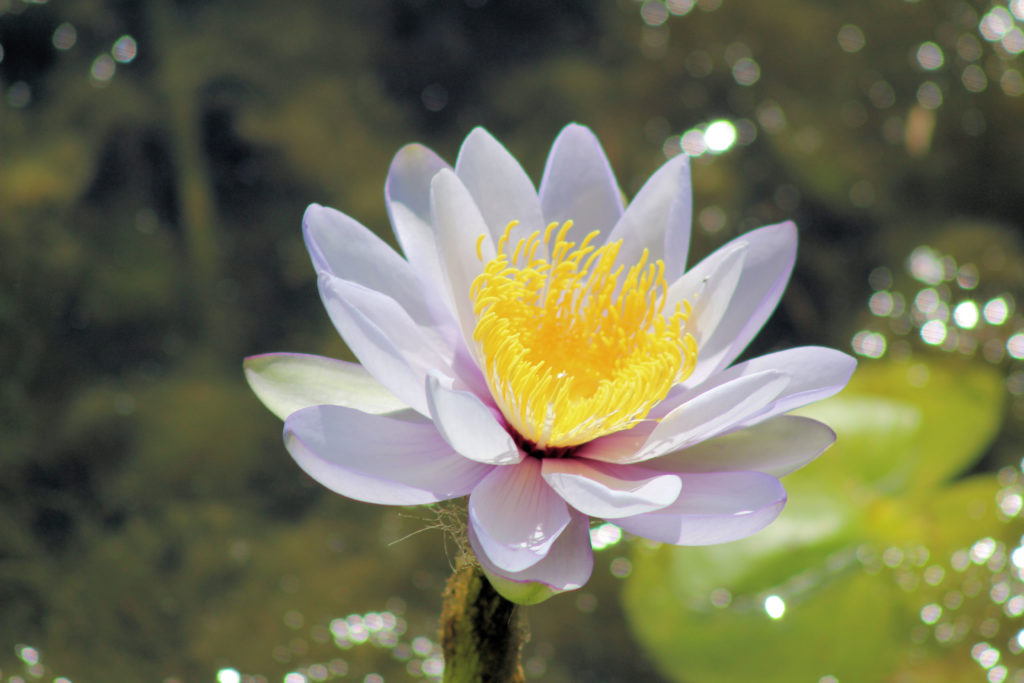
[623,357,1017,682]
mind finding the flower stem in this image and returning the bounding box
[441,559,526,683]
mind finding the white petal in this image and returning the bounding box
[722,347,857,427]
[687,221,797,385]
[605,154,691,270]
[649,345,855,429]
[318,274,456,415]
[425,373,522,466]
[284,405,491,505]
[611,471,786,545]
[455,128,545,253]
[431,169,496,357]
[648,415,836,477]
[303,203,443,329]
[469,458,571,572]
[595,370,791,464]
[244,353,406,420]
[663,162,694,283]
[663,239,747,359]
[541,459,682,518]
[538,124,624,242]
[385,143,451,297]
[471,508,593,599]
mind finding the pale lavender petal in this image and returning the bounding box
[577,421,658,465]
[647,416,836,477]
[455,128,545,253]
[611,471,786,545]
[724,347,857,426]
[686,221,797,386]
[303,204,443,330]
[591,370,791,464]
[541,459,681,518]
[284,405,491,505]
[318,273,457,415]
[385,143,451,298]
[538,124,624,242]
[648,345,855,431]
[662,162,694,282]
[605,154,690,270]
[470,509,593,595]
[662,239,747,363]
[431,169,496,358]
[244,352,406,420]
[469,458,571,572]
[425,373,522,466]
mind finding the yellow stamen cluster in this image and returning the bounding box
[470,220,698,450]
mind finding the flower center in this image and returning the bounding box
[470,220,698,450]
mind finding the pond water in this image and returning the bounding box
[1,0,1023,681]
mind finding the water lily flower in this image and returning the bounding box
[245,124,856,604]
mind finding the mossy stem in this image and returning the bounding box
[440,559,526,683]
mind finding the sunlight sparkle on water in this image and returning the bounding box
[954,301,980,329]
[852,330,886,358]
[1001,69,1024,97]
[998,491,1022,517]
[112,35,137,63]
[1007,333,1024,359]
[909,246,944,285]
[680,120,738,156]
[980,7,1015,41]
[731,58,760,86]
[869,290,894,316]
[590,522,623,550]
[917,81,943,109]
[985,297,1011,325]
[962,65,988,93]
[52,22,76,50]
[921,603,943,624]
[917,42,944,70]
[216,669,241,683]
[837,24,865,52]
[971,642,1001,669]
[704,120,737,151]
[90,54,115,83]
[921,320,947,345]
[764,595,786,619]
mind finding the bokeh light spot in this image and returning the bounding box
[640,0,669,26]
[852,330,887,358]
[732,57,760,86]
[953,301,979,329]
[590,522,623,550]
[980,7,1014,41]
[837,24,865,52]
[916,42,944,70]
[917,81,943,109]
[704,120,737,151]
[921,320,947,345]
[112,35,137,63]
[1007,333,1024,359]
[217,669,241,683]
[764,595,785,619]
[90,54,116,83]
[52,22,76,50]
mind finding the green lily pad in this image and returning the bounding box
[623,357,1016,683]
[796,357,1004,494]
